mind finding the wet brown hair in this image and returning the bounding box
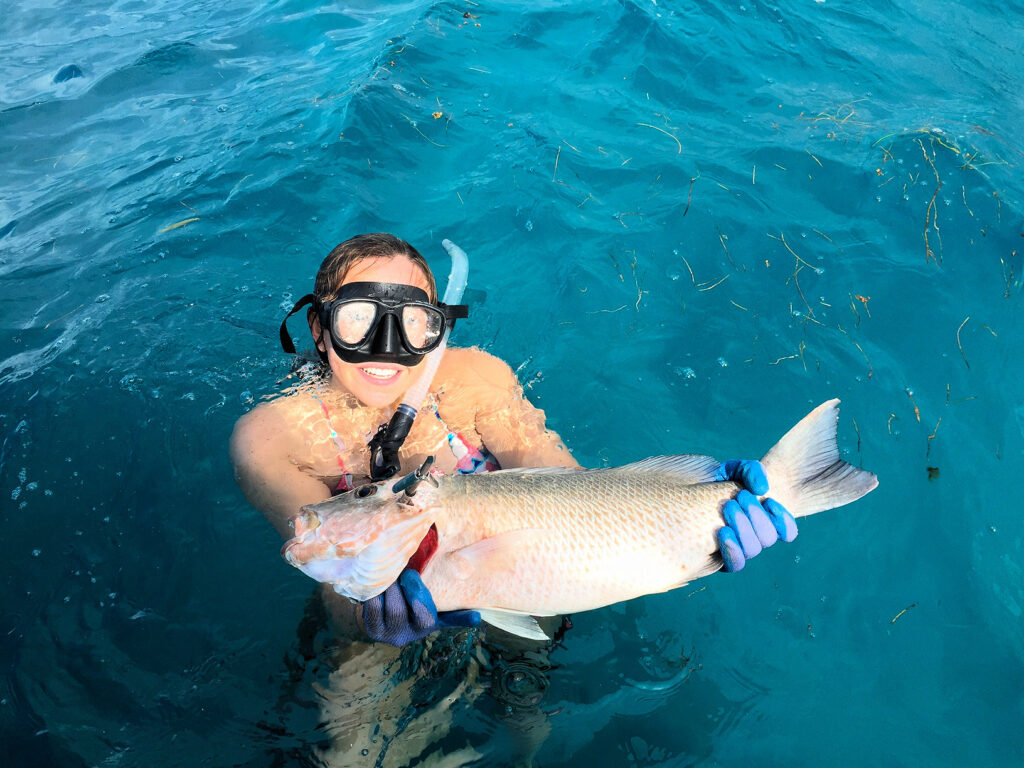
[306,233,437,362]
[312,233,437,303]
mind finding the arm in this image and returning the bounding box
[232,403,375,638]
[230,404,333,540]
[467,352,581,470]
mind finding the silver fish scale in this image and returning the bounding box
[417,470,741,614]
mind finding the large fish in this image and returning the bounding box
[283,399,878,639]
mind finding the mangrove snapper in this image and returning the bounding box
[283,399,878,639]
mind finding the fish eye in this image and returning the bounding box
[355,484,378,498]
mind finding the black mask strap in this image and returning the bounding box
[439,302,469,325]
[279,293,317,354]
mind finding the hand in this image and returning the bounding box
[716,459,797,572]
[362,569,481,647]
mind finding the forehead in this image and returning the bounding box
[342,256,430,291]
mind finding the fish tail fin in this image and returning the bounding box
[759,399,878,519]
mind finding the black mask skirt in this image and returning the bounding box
[279,282,467,367]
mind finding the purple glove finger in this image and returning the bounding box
[722,499,762,559]
[717,527,746,572]
[382,581,409,629]
[719,459,769,496]
[399,569,439,631]
[763,497,798,543]
[438,610,482,628]
[736,490,779,549]
[362,592,384,631]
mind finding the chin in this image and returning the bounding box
[354,388,403,408]
[337,367,407,407]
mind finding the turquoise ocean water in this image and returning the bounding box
[2,1,1022,765]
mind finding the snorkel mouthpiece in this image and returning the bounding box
[369,404,417,480]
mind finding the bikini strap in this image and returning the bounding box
[310,393,353,492]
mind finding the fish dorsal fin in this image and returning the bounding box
[448,529,549,580]
[610,454,721,484]
[481,466,582,477]
[478,608,551,641]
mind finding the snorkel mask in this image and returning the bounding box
[279,282,467,366]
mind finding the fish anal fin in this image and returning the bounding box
[665,553,724,592]
[691,552,724,581]
[478,609,551,641]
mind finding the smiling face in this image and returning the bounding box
[314,255,434,408]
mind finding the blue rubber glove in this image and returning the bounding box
[715,459,798,572]
[362,569,481,647]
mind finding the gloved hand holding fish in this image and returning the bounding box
[282,399,878,640]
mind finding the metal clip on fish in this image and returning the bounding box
[391,455,438,497]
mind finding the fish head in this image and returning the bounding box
[280,478,438,601]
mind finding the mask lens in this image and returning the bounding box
[332,301,378,345]
[402,305,444,351]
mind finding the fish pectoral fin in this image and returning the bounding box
[478,609,551,641]
[448,529,548,580]
[337,509,436,602]
[611,454,721,484]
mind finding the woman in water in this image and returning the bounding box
[230,232,794,765]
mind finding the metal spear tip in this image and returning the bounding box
[391,455,436,496]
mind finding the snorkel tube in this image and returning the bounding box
[368,239,470,481]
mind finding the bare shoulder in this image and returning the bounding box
[230,389,339,538]
[438,346,519,392]
[229,391,318,466]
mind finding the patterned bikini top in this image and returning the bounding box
[312,394,500,494]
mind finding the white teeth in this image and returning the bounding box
[362,367,398,380]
